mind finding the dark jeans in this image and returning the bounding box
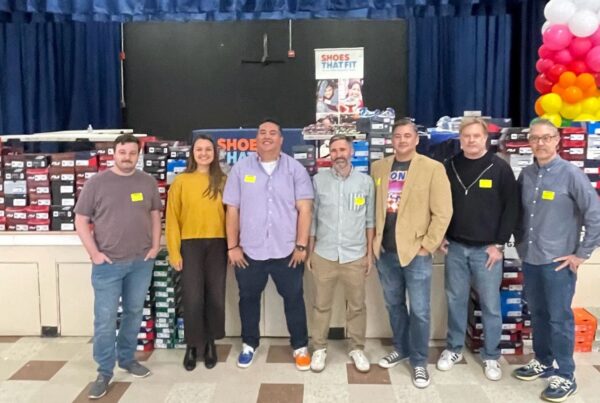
[523,261,577,379]
[235,254,308,350]
[181,238,227,348]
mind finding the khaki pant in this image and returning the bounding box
[310,252,367,351]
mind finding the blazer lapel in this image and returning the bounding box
[396,154,421,217]
[379,156,394,224]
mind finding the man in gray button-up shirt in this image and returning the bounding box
[308,134,375,374]
[513,119,600,402]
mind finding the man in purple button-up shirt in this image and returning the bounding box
[223,118,314,371]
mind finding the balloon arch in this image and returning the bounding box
[536,0,600,126]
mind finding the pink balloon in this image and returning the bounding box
[536,58,554,73]
[554,49,574,65]
[569,37,593,58]
[586,46,600,72]
[539,44,556,59]
[543,24,574,51]
[590,28,600,46]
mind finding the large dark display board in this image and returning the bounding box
[124,20,407,140]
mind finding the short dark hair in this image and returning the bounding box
[259,118,282,133]
[392,118,418,135]
[114,134,140,150]
[329,134,353,147]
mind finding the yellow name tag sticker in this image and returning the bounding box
[354,196,365,206]
[479,179,492,188]
[244,175,256,183]
[542,190,555,200]
[376,178,381,186]
[130,192,144,202]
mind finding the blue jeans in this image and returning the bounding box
[235,254,308,350]
[376,251,432,367]
[523,261,577,379]
[91,259,154,377]
[444,241,502,360]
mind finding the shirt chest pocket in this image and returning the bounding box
[347,192,367,213]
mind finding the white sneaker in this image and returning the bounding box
[436,349,463,371]
[311,349,327,372]
[349,349,371,373]
[483,360,502,381]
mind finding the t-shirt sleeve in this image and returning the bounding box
[148,176,162,211]
[74,177,96,217]
[293,161,314,200]
[222,164,241,207]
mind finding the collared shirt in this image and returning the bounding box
[223,153,314,261]
[311,166,375,264]
[517,155,600,264]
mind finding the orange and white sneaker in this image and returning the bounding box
[293,347,311,371]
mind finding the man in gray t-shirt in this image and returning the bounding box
[74,134,161,400]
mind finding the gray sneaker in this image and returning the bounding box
[88,374,111,399]
[119,361,151,378]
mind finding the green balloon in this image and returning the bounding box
[561,118,573,127]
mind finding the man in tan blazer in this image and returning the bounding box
[371,118,452,389]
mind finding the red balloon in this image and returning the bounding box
[569,37,593,58]
[538,45,556,60]
[546,64,567,83]
[535,73,554,94]
[590,28,600,46]
[569,60,589,75]
[536,58,554,74]
[554,49,573,65]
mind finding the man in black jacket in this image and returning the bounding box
[436,118,519,381]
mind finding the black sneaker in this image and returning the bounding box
[412,366,431,388]
[378,351,407,369]
[88,374,111,399]
[513,359,555,381]
[541,376,577,402]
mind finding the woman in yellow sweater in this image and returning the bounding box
[166,134,226,371]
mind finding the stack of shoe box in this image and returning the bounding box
[144,142,172,226]
[501,128,533,179]
[95,142,114,172]
[0,149,3,230]
[166,146,189,185]
[362,109,395,164]
[559,127,586,164]
[292,145,317,176]
[115,292,154,352]
[3,155,28,231]
[50,153,76,231]
[573,308,598,352]
[26,156,51,231]
[74,151,99,199]
[581,123,600,195]
[153,251,178,349]
[466,258,525,355]
[352,140,370,173]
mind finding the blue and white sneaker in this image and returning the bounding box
[541,376,577,402]
[513,359,555,381]
[237,343,255,368]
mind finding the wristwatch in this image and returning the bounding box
[295,244,307,252]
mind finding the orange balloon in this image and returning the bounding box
[559,71,577,88]
[563,86,584,103]
[584,86,599,98]
[576,73,596,89]
[535,98,545,116]
[552,84,565,97]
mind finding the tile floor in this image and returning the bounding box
[1,336,599,402]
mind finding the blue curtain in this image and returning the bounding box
[408,15,512,127]
[0,0,523,22]
[0,22,121,134]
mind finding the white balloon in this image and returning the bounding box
[542,21,553,34]
[573,0,600,12]
[569,9,600,37]
[545,0,577,24]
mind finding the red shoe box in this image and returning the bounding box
[27,219,50,231]
[26,205,49,221]
[30,193,51,206]
[26,168,49,182]
[466,336,524,355]
[50,152,75,168]
[573,308,597,333]
[502,271,524,287]
[98,155,114,169]
[7,222,29,231]
[27,184,50,196]
[574,340,593,352]
[5,206,27,222]
[560,148,586,160]
[0,216,5,231]
[467,324,523,342]
[49,166,75,181]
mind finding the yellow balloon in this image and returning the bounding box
[542,113,562,127]
[581,97,600,114]
[560,102,582,120]
[540,93,563,114]
[596,110,600,120]
[574,113,597,122]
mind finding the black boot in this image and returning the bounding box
[183,346,197,371]
[204,339,217,369]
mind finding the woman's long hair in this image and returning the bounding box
[184,134,225,200]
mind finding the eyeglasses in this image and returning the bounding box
[528,135,558,144]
